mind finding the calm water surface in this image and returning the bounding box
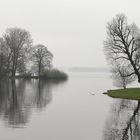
[0,71,139,140]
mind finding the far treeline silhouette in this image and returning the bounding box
[104,14,140,88]
[0,27,67,79]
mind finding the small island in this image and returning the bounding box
[16,69,68,80]
[0,27,68,80]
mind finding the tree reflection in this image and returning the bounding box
[104,99,140,140]
[0,79,66,128]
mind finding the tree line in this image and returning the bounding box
[104,14,140,88]
[0,27,53,78]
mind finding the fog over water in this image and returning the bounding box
[0,71,139,139]
[0,0,140,67]
[0,0,140,139]
[0,71,112,140]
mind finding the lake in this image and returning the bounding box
[0,71,139,140]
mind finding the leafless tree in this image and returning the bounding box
[104,14,140,83]
[31,44,53,78]
[111,63,136,89]
[3,27,32,77]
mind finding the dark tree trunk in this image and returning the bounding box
[39,61,41,79]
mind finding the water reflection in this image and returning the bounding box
[0,79,66,128]
[104,99,140,140]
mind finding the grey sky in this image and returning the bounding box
[0,0,139,67]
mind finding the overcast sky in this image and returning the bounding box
[0,0,140,67]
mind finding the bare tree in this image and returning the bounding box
[104,14,140,83]
[111,63,136,89]
[3,27,32,77]
[31,44,53,78]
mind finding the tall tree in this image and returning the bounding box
[3,27,32,77]
[31,44,53,78]
[104,14,140,83]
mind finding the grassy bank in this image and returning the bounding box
[107,88,140,100]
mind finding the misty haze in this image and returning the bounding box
[0,0,140,140]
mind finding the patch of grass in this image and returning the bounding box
[107,88,140,100]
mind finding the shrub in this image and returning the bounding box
[41,69,68,79]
